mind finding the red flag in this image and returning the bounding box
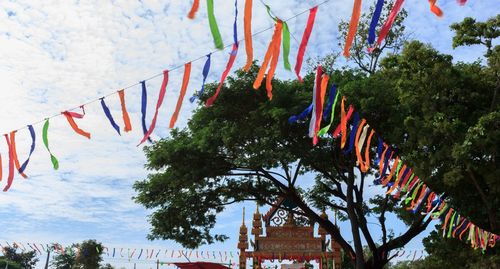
[3,134,15,192]
[295,6,318,82]
[139,70,169,145]
[206,43,239,106]
[188,0,200,19]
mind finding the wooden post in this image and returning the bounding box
[157,259,160,269]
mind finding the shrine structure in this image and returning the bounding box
[237,198,342,269]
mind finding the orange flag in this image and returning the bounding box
[170,62,192,128]
[9,131,27,178]
[63,109,91,139]
[243,0,253,71]
[118,89,132,132]
[253,20,282,100]
[343,0,363,57]
[429,0,443,17]
[188,0,200,19]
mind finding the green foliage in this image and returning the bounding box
[1,246,39,269]
[135,13,499,269]
[74,240,104,269]
[51,245,77,269]
[450,15,499,57]
[0,258,23,269]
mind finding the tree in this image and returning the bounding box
[450,15,499,57]
[403,15,500,269]
[51,245,77,269]
[135,18,498,269]
[0,257,23,269]
[1,246,39,269]
[74,240,104,269]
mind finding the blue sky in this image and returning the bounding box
[0,0,497,268]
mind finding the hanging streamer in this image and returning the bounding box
[295,6,318,83]
[42,119,59,170]
[282,22,291,70]
[100,98,121,136]
[233,0,239,45]
[368,0,384,45]
[141,81,152,143]
[253,20,283,99]
[3,134,15,192]
[318,85,339,136]
[19,125,36,174]
[343,0,363,57]
[429,0,443,17]
[243,0,253,71]
[333,104,353,138]
[207,0,223,49]
[170,64,191,128]
[368,0,405,52]
[308,67,327,145]
[9,131,28,178]
[63,109,91,139]
[140,70,169,144]
[118,89,132,132]
[288,104,313,124]
[190,54,212,103]
[322,84,337,121]
[188,0,200,19]
[344,112,360,154]
[206,43,239,106]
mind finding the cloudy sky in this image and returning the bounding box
[0,0,497,268]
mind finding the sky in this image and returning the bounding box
[0,0,497,268]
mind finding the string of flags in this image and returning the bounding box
[0,242,238,262]
[0,241,428,265]
[0,0,470,192]
[0,0,483,254]
[288,69,499,251]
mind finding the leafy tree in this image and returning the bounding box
[450,15,499,57]
[0,257,23,269]
[74,240,104,269]
[135,13,498,269]
[1,246,39,269]
[51,245,77,269]
[402,15,500,269]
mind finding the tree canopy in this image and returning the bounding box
[134,13,499,269]
[1,246,39,269]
